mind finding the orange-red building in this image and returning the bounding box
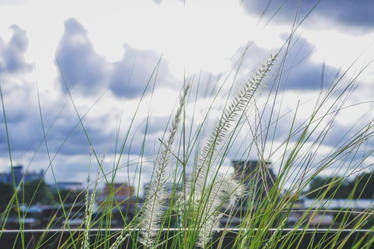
[97,182,135,206]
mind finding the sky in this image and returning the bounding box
[1,0,374,192]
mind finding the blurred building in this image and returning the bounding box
[143,182,181,198]
[54,181,84,191]
[232,160,276,190]
[96,183,137,225]
[98,183,135,203]
[232,160,276,209]
[0,165,44,186]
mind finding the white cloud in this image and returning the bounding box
[2,0,374,187]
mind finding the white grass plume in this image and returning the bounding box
[185,54,277,248]
[140,84,190,248]
[197,174,245,248]
[81,162,99,249]
[191,54,277,201]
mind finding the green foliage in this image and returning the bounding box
[0,182,13,212]
[352,172,374,199]
[308,172,374,199]
[21,178,55,205]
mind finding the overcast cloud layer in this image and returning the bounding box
[1,0,374,192]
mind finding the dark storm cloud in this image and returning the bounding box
[56,18,178,99]
[56,19,110,95]
[0,25,32,74]
[243,0,374,31]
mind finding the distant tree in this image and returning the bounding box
[21,178,55,205]
[308,172,374,199]
[0,182,14,212]
[350,172,374,199]
[308,176,350,199]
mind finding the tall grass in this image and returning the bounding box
[2,15,374,249]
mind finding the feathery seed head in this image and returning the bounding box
[140,84,190,248]
[184,54,276,248]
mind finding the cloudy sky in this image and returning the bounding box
[1,0,374,191]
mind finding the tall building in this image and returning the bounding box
[0,165,44,186]
[232,160,276,208]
